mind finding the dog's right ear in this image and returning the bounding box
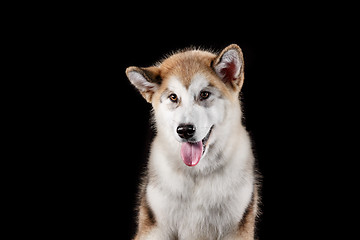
[125,66,161,103]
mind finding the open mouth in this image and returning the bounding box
[180,125,214,167]
[201,125,214,154]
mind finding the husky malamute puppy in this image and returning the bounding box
[126,44,259,240]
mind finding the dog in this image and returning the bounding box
[126,44,259,240]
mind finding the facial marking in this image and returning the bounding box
[155,73,227,145]
[159,74,223,109]
[189,74,222,108]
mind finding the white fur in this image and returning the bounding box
[144,74,255,239]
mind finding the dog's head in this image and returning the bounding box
[126,44,244,167]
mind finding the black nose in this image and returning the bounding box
[177,124,196,139]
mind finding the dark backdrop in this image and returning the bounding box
[65,36,311,239]
[45,4,345,239]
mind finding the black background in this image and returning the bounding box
[30,3,352,239]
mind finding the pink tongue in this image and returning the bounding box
[180,141,203,167]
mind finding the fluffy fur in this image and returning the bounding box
[126,44,259,240]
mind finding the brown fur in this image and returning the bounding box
[126,44,245,107]
[237,185,259,239]
[133,197,156,240]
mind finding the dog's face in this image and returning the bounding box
[126,44,244,167]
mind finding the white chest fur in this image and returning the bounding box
[147,139,254,240]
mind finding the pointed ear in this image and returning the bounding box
[213,44,244,90]
[125,66,161,103]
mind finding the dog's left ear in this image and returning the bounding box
[213,44,244,90]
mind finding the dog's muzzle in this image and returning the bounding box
[178,125,214,167]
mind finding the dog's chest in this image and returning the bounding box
[174,184,238,236]
[147,169,252,239]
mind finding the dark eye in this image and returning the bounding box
[200,91,210,100]
[169,94,178,102]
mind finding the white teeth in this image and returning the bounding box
[201,126,214,147]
